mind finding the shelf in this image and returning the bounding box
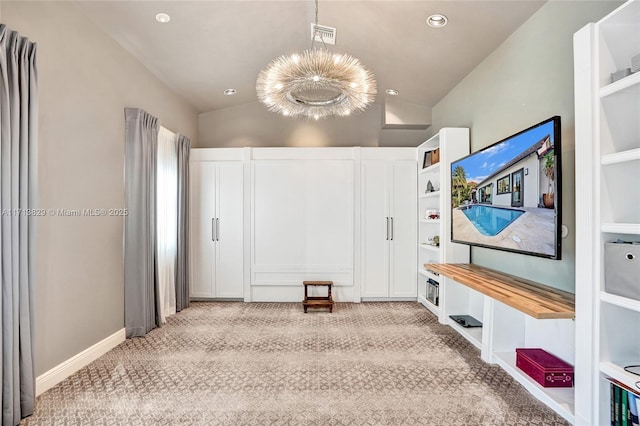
[601,223,640,234]
[601,362,640,396]
[419,162,440,174]
[418,268,439,281]
[600,71,640,98]
[425,263,575,319]
[419,243,440,252]
[600,291,640,313]
[417,294,440,317]
[493,352,575,423]
[419,219,440,224]
[447,317,483,350]
[601,148,640,165]
[419,191,440,199]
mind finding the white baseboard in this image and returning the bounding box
[360,297,417,302]
[35,328,126,396]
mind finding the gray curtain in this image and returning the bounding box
[124,108,159,337]
[175,134,190,312]
[0,25,37,424]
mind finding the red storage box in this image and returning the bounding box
[515,348,574,388]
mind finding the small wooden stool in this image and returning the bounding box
[302,281,334,313]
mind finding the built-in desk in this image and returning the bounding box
[422,263,576,423]
[425,263,575,319]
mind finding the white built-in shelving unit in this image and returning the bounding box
[574,1,640,424]
[415,128,470,320]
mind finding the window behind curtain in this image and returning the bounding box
[157,127,178,322]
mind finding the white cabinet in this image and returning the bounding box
[360,150,417,299]
[189,147,418,303]
[190,160,244,299]
[250,151,355,302]
[574,1,640,424]
[416,128,470,320]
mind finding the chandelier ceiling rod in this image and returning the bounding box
[310,0,327,50]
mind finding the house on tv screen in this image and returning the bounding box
[471,135,555,210]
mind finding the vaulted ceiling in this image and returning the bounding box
[75,1,546,114]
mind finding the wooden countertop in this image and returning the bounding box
[424,263,575,320]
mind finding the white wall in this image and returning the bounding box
[427,0,621,292]
[2,1,198,375]
[198,101,428,148]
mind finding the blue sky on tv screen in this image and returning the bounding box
[452,120,555,184]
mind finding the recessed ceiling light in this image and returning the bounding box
[386,89,399,96]
[155,13,171,23]
[427,14,448,28]
[223,89,237,96]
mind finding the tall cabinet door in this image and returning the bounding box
[389,161,417,297]
[190,161,244,299]
[214,163,244,298]
[361,161,390,297]
[190,161,217,298]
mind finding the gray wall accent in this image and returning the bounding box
[427,0,621,293]
[2,1,198,375]
[197,101,427,148]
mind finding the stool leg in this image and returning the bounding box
[303,283,308,313]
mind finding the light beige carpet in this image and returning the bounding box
[23,302,569,425]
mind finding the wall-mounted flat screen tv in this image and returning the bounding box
[451,116,561,259]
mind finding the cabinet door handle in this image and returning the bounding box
[390,217,394,241]
[216,218,220,241]
[212,218,216,241]
[386,217,389,240]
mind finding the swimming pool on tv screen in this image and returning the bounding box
[460,205,525,236]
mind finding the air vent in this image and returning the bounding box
[310,23,336,45]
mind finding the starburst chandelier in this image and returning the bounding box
[256,0,376,119]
